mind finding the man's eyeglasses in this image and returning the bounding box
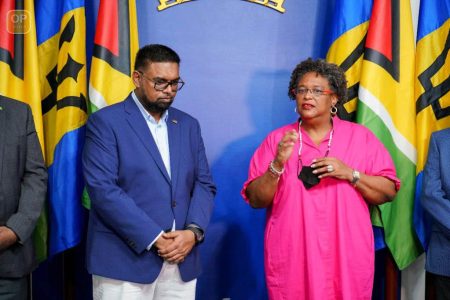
[293,87,334,97]
[137,71,185,92]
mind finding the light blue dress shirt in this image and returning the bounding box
[132,92,171,177]
[131,92,172,249]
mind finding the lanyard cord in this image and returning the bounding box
[298,120,334,166]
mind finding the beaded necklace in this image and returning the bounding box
[298,120,334,167]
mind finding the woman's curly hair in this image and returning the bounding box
[288,58,347,105]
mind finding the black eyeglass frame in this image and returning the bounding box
[137,70,185,92]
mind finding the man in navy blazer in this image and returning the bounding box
[83,44,216,299]
[421,127,450,299]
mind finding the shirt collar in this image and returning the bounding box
[131,91,169,124]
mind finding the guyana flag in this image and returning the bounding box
[0,0,48,261]
[326,0,373,122]
[357,0,422,269]
[414,0,450,250]
[35,0,87,256]
[0,0,43,150]
[88,0,139,112]
[325,0,394,251]
[83,0,139,208]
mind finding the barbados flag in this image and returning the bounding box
[35,0,87,256]
[357,0,422,269]
[326,0,373,122]
[414,0,450,250]
[0,0,48,261]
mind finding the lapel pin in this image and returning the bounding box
[172,119,178,124]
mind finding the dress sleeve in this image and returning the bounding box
[241,133,277,203]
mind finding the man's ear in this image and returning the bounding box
[132,70,141,87]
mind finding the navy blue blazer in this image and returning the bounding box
[82,95,216,283]
[421,128,450,277]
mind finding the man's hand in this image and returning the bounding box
[154,234,174,251]
[156,230,196,264]
[0,226,18,251]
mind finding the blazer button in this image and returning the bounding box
[171,200,177,208]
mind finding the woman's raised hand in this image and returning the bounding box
[274,129,298,166]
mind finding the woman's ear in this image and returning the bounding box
[331,96,338,107]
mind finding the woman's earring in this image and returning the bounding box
[294,106,298,114]
[330,105,338,116]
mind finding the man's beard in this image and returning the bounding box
[141,97,173,114]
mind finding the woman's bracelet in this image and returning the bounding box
[268,160,284,177]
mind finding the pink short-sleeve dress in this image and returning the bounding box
[242,117,400,300]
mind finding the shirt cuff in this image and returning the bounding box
[146,230,164,251]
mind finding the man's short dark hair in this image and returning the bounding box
[134,44,180,70]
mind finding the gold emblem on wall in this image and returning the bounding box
[245,0,285,13]
[157,0,286,13]
[158,0,193,11]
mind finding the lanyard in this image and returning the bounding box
[298,120,334,166]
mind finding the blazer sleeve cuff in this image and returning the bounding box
[6,213,32,242]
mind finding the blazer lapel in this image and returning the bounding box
[124,97,171,184]
[167,109,180,195]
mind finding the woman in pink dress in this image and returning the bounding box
[242,58,400,300]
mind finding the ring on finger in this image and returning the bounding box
[327,164,334,172]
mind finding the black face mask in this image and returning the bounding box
[298,165,320,189]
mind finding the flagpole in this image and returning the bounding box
[63,250,75,300]
[385,249,398,300]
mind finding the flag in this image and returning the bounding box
[414,0,450,250]
[325,0,373,121]
[88,0,138,112]
[0,0,48,261]
[83,0,139,208]
[357,0,422,269]
[325,0,393,250]
[35,0,87,256]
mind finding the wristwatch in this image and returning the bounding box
[351,170,360,186]
[186,225,204,244]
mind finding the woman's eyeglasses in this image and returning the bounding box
[293,87,334,97]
